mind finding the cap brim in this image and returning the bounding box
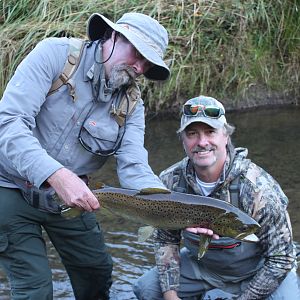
[87,13,170,81]
[177,116,224,133]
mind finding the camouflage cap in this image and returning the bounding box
[177,95,227,133]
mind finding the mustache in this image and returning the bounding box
[108,64,137,89]
[192,146,215,153]
[112,64,137,78]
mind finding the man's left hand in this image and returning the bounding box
[185,227,219,239]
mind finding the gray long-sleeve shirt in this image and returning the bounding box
[0,37,164,190]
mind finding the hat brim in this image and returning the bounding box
[177,116,225,133]
[87,13,170,81]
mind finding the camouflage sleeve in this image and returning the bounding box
[238,179,296,299]
[155,161,187,292]
[153,229,182,293]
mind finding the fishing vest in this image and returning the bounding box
[47,37,140,127]
[172,165,264,281]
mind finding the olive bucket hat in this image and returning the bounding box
[87,12,170,81]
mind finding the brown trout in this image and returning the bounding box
[61,185,260,258]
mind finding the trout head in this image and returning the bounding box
[213,211,260,241]
[228,223,260,242]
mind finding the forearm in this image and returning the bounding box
[238,185,295,298]
[155,243,181,293]
[238,255,294,299]
[154,229,181,293]
[0,38,65,187]
[0,118,63,186]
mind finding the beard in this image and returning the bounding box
[108,64,136,90]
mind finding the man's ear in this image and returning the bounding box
[111,30,117,41]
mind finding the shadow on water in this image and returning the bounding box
[1,106,300,299]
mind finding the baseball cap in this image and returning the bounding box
[87,12,170,81]
[177,95,227,133]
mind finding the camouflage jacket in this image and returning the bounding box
[154,147,296,299]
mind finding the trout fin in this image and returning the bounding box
[93,182,106,189]
[137,226,155,242]
[197,236,212,260]
[239,233,259,243]
[60,207,82,219]
[138,188,171,195]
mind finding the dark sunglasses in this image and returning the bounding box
[183,104,224,119]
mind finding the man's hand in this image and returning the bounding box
[185,227,220,239]
[47,168,99,212]
[163,290,181,300]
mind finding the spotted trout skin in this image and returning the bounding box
[91,186,260,240]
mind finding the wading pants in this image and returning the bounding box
[0,187,113,300]
[133,248,300,300]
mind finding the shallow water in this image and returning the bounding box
[0,106,300,299]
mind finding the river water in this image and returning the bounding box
[0,106,300,299]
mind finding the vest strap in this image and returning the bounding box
[47,38,86,99]
[229,176,240,208]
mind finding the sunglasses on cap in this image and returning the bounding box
[183,104,225,119]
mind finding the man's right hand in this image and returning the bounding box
[47,167,99,212]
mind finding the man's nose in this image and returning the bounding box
[196,134,209,146]
[132,58,151,75]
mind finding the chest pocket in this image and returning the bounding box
[79,105,122,154]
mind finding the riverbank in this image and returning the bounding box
[145,86,299,121]
[1,1,299,111]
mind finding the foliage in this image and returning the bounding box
[0,0,299,113]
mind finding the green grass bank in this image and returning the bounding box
[0,0,299,115]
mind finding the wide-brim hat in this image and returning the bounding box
[87,12,170,81]
[177,96,227,133]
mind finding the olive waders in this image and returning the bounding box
[0,187,113,300]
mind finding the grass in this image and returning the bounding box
[0,0,299,113]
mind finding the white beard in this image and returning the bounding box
[108,64,136,90]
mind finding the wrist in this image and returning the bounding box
[163,290,180,300]
[47,167,66,185]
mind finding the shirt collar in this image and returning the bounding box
[84,42,104,82]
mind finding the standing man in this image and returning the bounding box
[133,96,299,299]
[0,12,170,300]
